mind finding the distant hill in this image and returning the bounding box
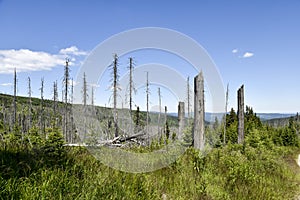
[1,92,297,127]
[169,112,297,123]
[256,113,296,121]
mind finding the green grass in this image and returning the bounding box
[1,144,299,200]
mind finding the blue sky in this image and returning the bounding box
[0,0,300,113]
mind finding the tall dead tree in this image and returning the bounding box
[128,57,136,114]
[91,86,94,106]
[164,106,169,140]
[224,83,229,145]
[53,81,58,115]
[82,72,88,141]
[13,68,17,127]
[186,76,191,123]
[82,72,88,106]
[178,101,185,140]
[63,58,70,142]
[157,87,162,136]
[193,71,205,150]
[237,85,245,144]
[39,77,46,135]
[112,54,119,137]
[27,77,32,131]
[71,78,74,104]
[146,72,150,142]
[70,78,74,143]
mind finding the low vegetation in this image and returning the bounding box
[1,98,300,199]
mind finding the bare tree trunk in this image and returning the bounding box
[83,72,88,106]
[70,79,74,143]
[157,87,161,137]
[193,71,205,150]
[224,83,229,145]
[164,106,168,141]
[63,59,70,142]
[187,76,191,124]
[113,54,119,137]
[71,78,74,104]
[91,86,94,106]
[129,57,134,114]
[40,78,45,136]
[82,72,88,141]
[146,72,149,144]
[53,81,58,115]
[164,106,167,126]
[178,101,185,140]
[237,85,245,144]
[13,68,17,128]
[28,77,32,131]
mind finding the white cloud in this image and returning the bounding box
[0,46,88,74]
[0,83,12,86]
[242,52,254,58]
[59,46,88,56]
[232,49,238,53]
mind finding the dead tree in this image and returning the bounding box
[112,54,119,137]
[27,77,32,131]
[157,87,162,136]
[71,78,74,104]
[82,72,88,107]
[70,79,74,143]
[146,72,150,143]
[91,86,94,106]
[224,83,229,145]
[237,85,245,144]
[82,72,88,141]
[63,58,70,142]
[40,78,45,135]
[128,57,136,114]
[186,76,192,124]
[13,68,17,127]
[178,101,185,140]
[53,81,58,115]
[193,71,205,150]
[164,106,169,140]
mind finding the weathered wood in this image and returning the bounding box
[113,54,119,137]
[237,85,245,144]
[118,132,145,142]
[178,101,185,140]
[13,68,17,126]
[224,83,229,145]
[187,76,191,123]
[64,59,70,142]
[64,131,145,147]
[193,71,205,150]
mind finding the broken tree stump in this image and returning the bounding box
[178,101,185,140]
[237,85,245,144]
[193,71,205,150]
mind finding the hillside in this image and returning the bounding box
[1,92,300,199]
